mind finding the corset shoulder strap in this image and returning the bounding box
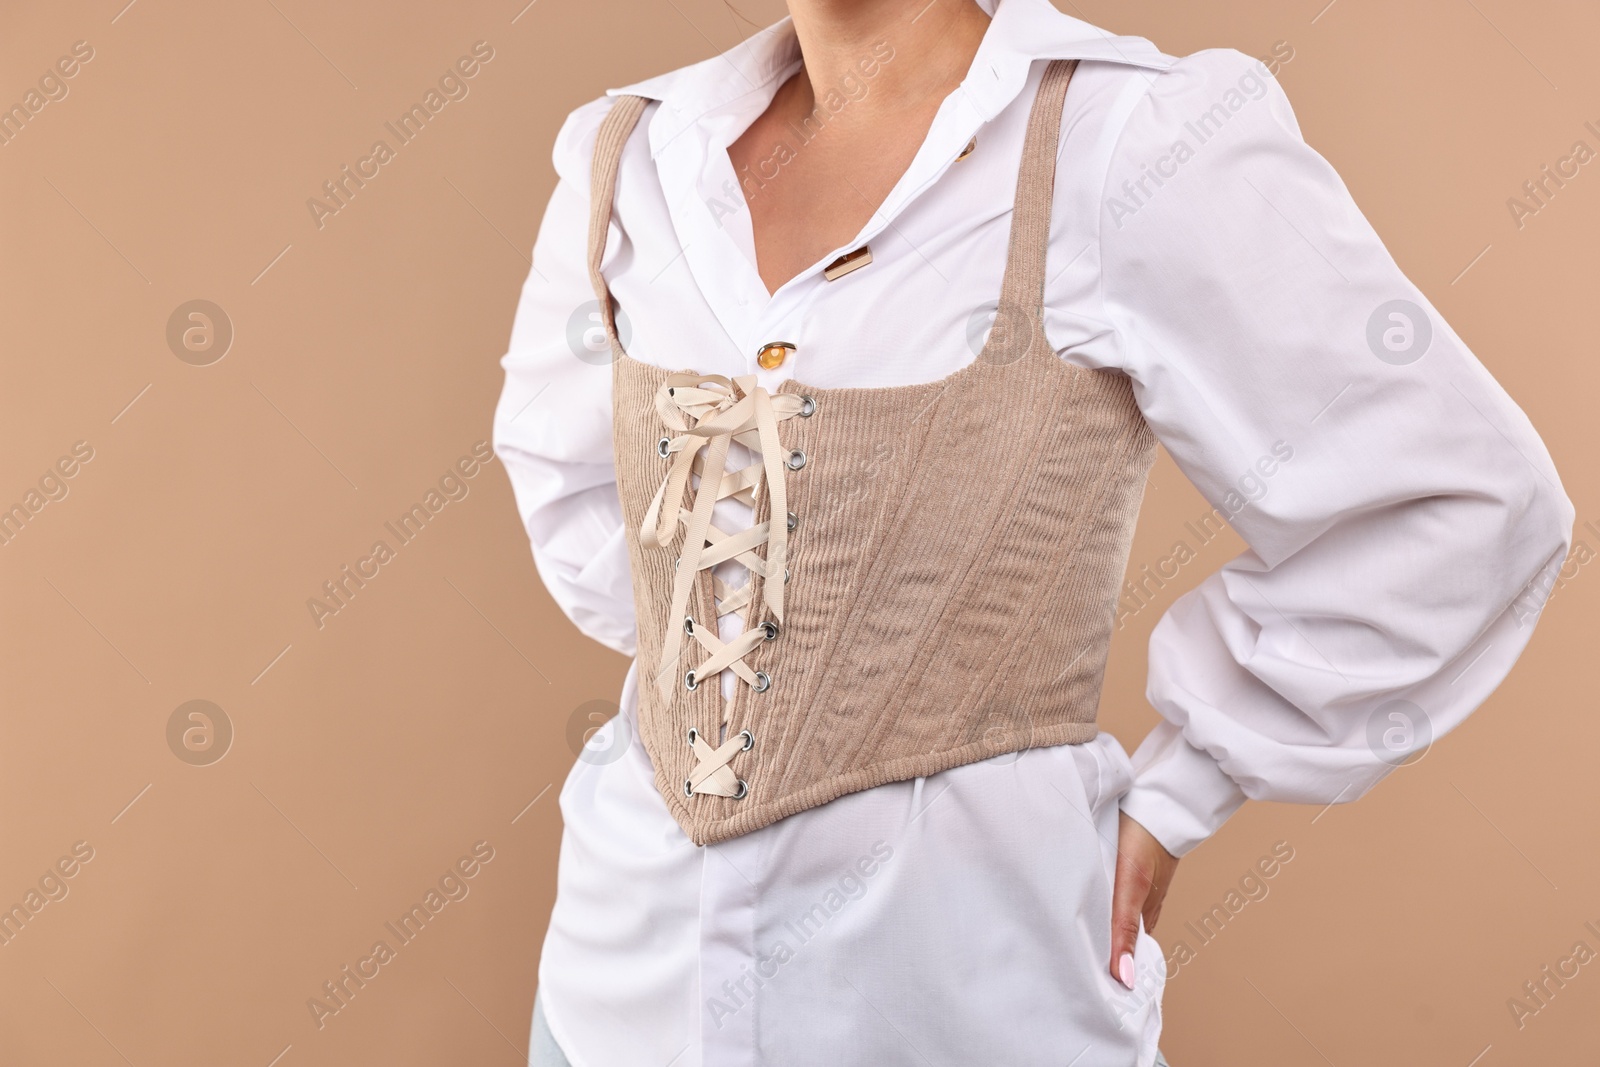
[994,58,1081,330]
[586,94,650,346]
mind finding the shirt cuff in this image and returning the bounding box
[1119,721,1248,858]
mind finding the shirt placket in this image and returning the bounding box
[648,47,1030,1066]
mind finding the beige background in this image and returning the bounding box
[1,0,1595,1063]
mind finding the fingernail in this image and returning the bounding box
[1117,952,1136,990]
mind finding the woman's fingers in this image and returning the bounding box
[1109,823,1151,988]
[1110,812,1180,989]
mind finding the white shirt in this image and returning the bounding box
[491,2,1575,1064]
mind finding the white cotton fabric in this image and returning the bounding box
[491,1,1574,1063]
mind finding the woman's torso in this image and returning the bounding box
[536,21,1175,1064]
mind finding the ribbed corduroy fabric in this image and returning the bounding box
[589,60,1158,846]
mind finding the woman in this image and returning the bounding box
[493,0,1574,1063]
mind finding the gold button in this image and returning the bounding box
[823,246,871,280]
[956,136,976,161]
[757,341,795,370]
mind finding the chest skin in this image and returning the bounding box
[726,0,985,299]
[724,60,963,296]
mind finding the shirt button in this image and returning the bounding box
[756,341,795,370]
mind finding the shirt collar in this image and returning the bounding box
[606,0,1173,153]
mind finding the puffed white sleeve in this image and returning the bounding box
[1099,49,1575,857]
[492,95,638,658]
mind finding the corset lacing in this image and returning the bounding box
[639,371,813,798]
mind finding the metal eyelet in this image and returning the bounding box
[786,511,797,531]
[684,669,698,691]
[798,394,816,417]
[760,620,780,641]
[738,729,755,751]
[686,727,699,748]
[752,671,772,693]
[783,568,790,584]
[786,449,807,471]
[731,779,749,800]
[683,777,694,797]
[683,615,695,635]
[657,436,672,458]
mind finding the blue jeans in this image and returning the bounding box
[530,992,571,1067]
[529,991,1174,1066]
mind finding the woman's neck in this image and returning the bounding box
[784,0,991,123]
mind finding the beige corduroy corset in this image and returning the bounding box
[587,60,1157,846]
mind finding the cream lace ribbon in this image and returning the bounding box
[640,372,809,797]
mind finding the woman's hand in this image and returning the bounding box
[1110,811,1179,989]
